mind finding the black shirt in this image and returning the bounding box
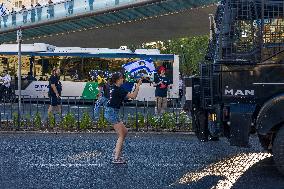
[49,75,62,96]
[102,83,111,98]
[154,75,170,97]
[108,85,128,109]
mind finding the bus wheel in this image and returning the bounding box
[273,126,284,176]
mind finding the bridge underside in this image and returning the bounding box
[24,5,216,48]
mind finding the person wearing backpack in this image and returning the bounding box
[93,75,110,120]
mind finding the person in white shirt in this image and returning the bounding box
[0,70,11,96]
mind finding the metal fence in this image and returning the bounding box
[0,96,192,132]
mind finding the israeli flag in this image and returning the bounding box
[122,59,156,75]
[0,3,6,16]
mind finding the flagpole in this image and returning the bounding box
[17,29,22,129]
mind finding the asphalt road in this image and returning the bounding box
[0,133,282,189]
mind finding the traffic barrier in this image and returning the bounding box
[0,95,192,132]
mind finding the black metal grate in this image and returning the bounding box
[200,63,214,108]
[212,0,284,63]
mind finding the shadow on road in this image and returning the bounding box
[172,153,284,189]
[232,157,284,189]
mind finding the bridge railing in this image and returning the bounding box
[0,0,145,32]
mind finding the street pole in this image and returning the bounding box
[180,45,185,70]
[17,29,22,129]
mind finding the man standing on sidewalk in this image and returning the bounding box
[0,70,11,101]
[48,68,62,115]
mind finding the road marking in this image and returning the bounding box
[29,163,104,167]
[253,83,284,85]
[67,151,102,161]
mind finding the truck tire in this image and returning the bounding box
[258,134,272,152]
[195,111,209,142]
[272,126,284,176]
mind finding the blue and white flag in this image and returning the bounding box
[0,3,7,16]
[122,59,156,75]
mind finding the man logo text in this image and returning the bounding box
[225,89,254,96]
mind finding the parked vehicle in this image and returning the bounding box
[186,0,284,175]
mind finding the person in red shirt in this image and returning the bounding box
[153,66,170,115]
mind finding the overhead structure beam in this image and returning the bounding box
[0,0,217,46]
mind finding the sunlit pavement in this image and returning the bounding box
[0,133,283,189]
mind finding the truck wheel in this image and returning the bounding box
[195,111,209,142]
[258,134,272,152]
[272,126,284,175]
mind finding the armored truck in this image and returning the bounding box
[188,0,284,175]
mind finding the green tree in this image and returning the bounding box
[162,36,209,76]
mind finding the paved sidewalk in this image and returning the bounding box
[0,133,282,189]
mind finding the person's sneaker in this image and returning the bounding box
[112,151,125,159]
[112,157,127,164]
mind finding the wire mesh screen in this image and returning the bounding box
[210,0,284,63]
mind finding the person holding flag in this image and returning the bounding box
[93,71,109,120]
[153,66,171,115]
[105,72,142,164]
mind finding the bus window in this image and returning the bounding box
[60,58,82,81]
[0,58,5,74]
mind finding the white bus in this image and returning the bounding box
[0,43,179,101]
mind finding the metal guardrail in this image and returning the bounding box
[0,95,192,132]
[0,0,147,32]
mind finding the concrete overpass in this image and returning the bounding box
[0,0,217,47]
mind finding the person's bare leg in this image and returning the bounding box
[155,98,158,115]
[57,105,62,115]
[156,97,162,115]
[161,97,167,114]
[48,105,53,115]
[113,122,128,159]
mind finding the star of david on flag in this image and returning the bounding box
[122,59,156,76]
[0,3,6,16]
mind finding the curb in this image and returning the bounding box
[0,130,195,135]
